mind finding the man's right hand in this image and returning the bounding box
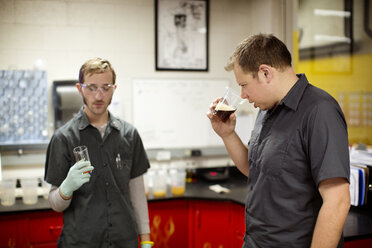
[59,160,94,198]
[207,98,237,138]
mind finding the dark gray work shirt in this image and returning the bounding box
[243,74,350,248]
[44,108,150,248]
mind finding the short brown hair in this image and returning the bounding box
[79,57,116,84]
[225,34,292,77]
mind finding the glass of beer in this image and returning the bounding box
[213,86,245,122]
[73,145,92,174]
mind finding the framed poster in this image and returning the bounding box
[155,0,209,71]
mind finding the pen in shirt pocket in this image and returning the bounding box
[116,153,123,170]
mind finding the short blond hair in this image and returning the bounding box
[225,34,292,77]
[79,57,116,84]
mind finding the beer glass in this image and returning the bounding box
[214,86,246,122]
[73,145,92,174]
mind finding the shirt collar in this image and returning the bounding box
[279,73,309,111]
[77,107,91,130]
[77,107,121,131]
[108,112,121,131]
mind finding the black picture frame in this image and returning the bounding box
[155,0,209,71]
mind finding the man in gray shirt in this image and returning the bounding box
[207,34,350,247]
[45,58,153,248]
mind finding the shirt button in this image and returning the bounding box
[106,182,109,186]
[109,223,113,227]
[104,163,107,167]
[108,202,111,207]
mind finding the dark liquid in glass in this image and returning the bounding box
[214,109,236,122]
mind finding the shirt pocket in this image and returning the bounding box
[249,129,260,146]
[248,130,260,164]
[259,136,289,177]
[112,153,132,194]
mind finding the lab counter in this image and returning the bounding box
[0,169,371,243]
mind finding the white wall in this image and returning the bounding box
[0,0,291,178]
[0,0,289,122]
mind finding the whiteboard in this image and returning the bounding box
[133,79,228,149]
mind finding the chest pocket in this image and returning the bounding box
[258,134,290,177]
[108,138,133,195]
[248,130,261,186]
[248,130,260,165]
[112,155,132,194]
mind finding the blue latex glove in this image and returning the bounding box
[141,241,154,248]
[60,160,94,197]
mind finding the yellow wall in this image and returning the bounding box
[296,52,372,145]
[293,29,372,145]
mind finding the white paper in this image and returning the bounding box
[350,167,359,206]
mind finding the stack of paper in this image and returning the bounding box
[350,146,372,166]
[350,164,368,206]
[349,146,371,206]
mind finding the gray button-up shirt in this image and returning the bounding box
[243,74,350,248]
[45,108,150,248]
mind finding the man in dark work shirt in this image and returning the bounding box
[207,34,350,248]
[45,58,153,248]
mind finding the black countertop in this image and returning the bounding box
[0,169,371,241]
